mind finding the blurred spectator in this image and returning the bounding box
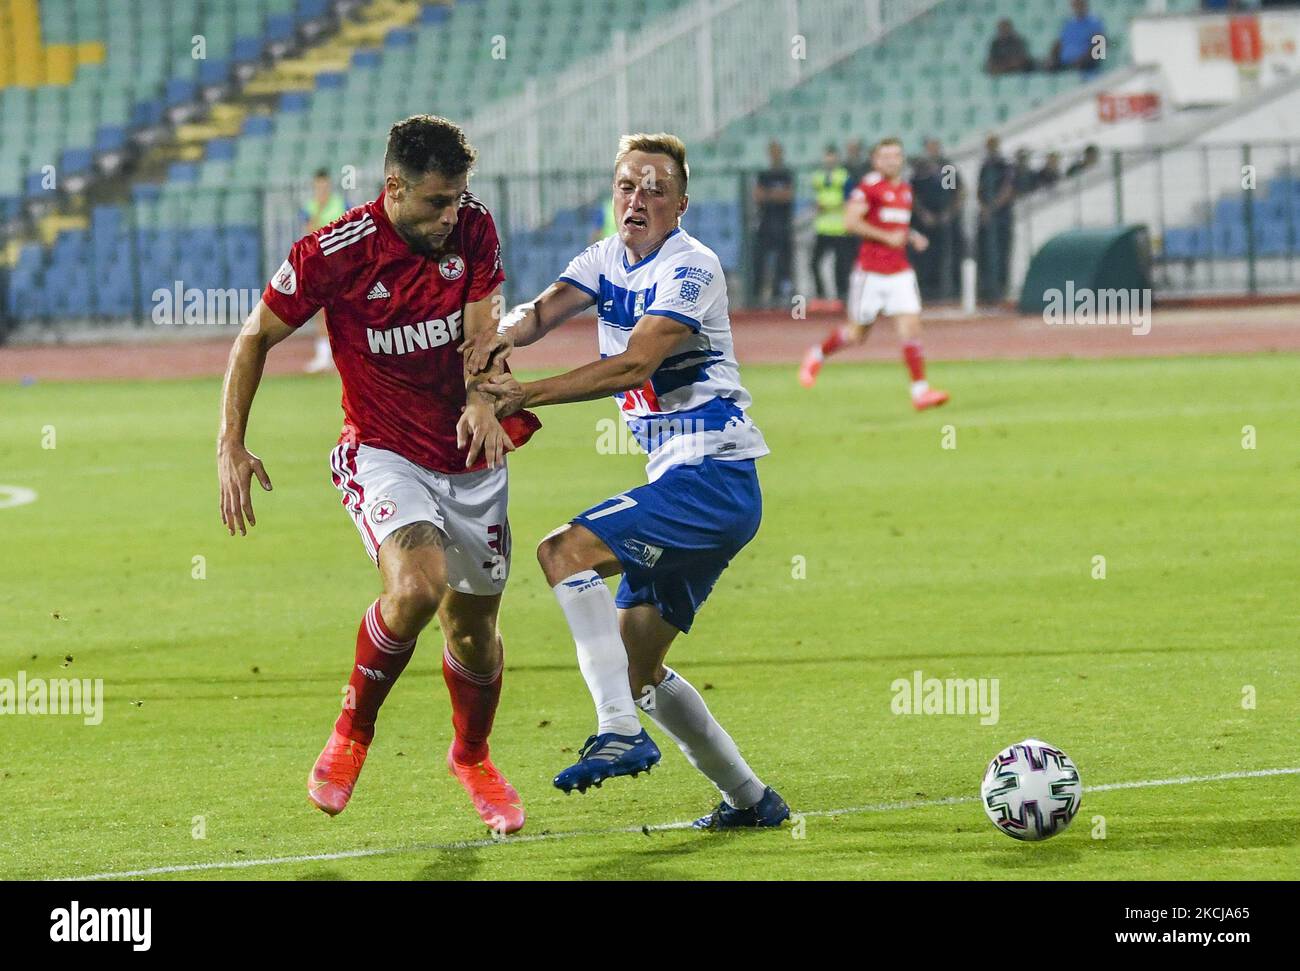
[302,168,346,373]
[809,145,852,310]
[976,136,1014,302]
[302,168,345,233]
[1066,144,1101,177]
[985,19,1035,75]
[590,197,617,244]
[843,138,870,186]
[1049,0,1106,75]
[1012,147,1038,196]
[912,137,965,300]
[1037,151,1064,190]
[751,140,795,308]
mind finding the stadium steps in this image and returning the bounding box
[2,0,369,324]
[241,0,427,94]
[174,107,252,149]
[125,0,412,183]
[35,212,88,246]
[0,0,106,87]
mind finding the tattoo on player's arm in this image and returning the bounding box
[388,521,444,551]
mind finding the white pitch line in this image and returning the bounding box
[53,766,1300,881]
[0,485,37,510]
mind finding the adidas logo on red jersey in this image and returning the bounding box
[367,281,390,300]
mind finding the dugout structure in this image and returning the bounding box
[1018,225,1155,314]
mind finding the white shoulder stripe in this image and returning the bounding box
[320,223,376,255]
[318,212,373,243]
[317,217,374,248]
[459,191,488,215]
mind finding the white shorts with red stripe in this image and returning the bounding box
[329,443,510,596]
[848,267,921,324]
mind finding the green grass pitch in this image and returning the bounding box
[1,354,1297,880]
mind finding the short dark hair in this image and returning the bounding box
[313,168,329,180]
[384,115,477,182]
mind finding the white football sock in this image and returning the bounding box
[552,571,640,736]
[911,379,930,397]
[639,667,765,809]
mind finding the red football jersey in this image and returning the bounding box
[849,172,913,275]
[262,190,540,474]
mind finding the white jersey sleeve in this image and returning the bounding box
[557,240,604,299]
[644,251,726,332]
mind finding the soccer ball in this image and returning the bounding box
[980,738,1082,841]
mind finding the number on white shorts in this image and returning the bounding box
[585,494,638,520]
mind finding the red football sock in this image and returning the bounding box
[902,341,926,382]
[442,645,502,765]
[820,325,852,357]
[335,599,416,745]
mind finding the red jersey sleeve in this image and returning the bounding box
[261,233,333,328]
[463,205,506,303]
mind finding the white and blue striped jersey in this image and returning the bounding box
[557,227,769,482]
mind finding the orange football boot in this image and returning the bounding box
[308,729,368,816]
[912,388,950,411]
[447,746,526,834]
[798,347,823,388]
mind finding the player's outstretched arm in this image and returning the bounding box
[459,281,595,375]
[477,314,688,415]
[217,301,295,536]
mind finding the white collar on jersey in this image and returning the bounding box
[621,227,681,272]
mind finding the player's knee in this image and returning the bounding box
[384,574,442,628]
[536,528,585,585]
[444,622,494,660]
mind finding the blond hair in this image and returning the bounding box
[615,132,689,193]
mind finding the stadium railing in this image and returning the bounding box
[8,141,1297,338]
[1010,142,1300,298]
[451,0,946,231]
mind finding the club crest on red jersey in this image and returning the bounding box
[438,254,466,280]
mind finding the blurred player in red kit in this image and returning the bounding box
[216,115,539,833]
[800,138,949,410]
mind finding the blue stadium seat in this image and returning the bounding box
[165,79,199,107]
[167,162,200,183]
[198,58,232,86]
[1212,223,1247,258]
[232,36,263,63]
